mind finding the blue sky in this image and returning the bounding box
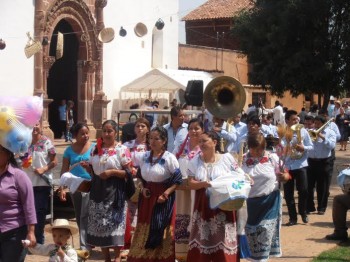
[178,0,207,43]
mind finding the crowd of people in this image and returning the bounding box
[1,97,350,262]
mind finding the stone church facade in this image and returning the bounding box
[0,0,179,139]
[34,0,108,139]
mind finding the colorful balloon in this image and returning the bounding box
[3,126,32,154]
[14,96,43,127]
[0,96,42,154]
[0,106,16,132]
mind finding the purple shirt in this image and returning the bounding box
[0,165,37,232]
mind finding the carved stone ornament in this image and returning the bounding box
[81,33,89,42]
[44,0,99,61]
[83,60,98,73]
[35,11,45,30]
[43,56,56,70]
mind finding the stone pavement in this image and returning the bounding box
[25,140,350,262]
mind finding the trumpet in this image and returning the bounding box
[308,118,334,141]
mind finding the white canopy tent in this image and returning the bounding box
[119,68,214,108]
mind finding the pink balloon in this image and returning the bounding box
[14,96,43,127]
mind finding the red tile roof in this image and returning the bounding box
[182,0,254,21]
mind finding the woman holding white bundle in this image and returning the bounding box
[59,123,95,251]
[187,131,246,262]
[241,133,286,261]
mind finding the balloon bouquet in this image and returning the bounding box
[0,96,43,155]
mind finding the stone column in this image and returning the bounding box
[39,56,56,140]
[94,0,107,97]
[77,60,98,138]
[33,0,46,97]
[93,0,110,137]
[34,0,54,139]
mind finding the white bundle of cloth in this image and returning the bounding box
[207,172,251,210]
[60,172,89,194]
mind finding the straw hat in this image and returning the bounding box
[56,32,64,59]
[98,27,115,43]
[134,23,148,37]
[335,100,341,105]
[47,219,78,235]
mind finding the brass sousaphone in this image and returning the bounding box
[204,76,246,119]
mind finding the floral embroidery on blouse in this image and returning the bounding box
[22,136,55,168]
[95,138,119,157]
[243,153,271,168]
[94,139,131,165]
[28,136,56,155]
[183,146,200,160]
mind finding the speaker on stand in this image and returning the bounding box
[184,80,203,107]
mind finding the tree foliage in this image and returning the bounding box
[231,0,350,107]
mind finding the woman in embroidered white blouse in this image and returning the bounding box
[187,131,241,262]
[241,133,283,261]
[127,126,182,262]
[174,118,203,261]
[86,120,133,262]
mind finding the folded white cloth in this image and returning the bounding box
[60,172,89,194]
[207,172,251,210]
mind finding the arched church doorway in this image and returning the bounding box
[47,19,79,138]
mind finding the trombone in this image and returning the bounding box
[308,118,334,142]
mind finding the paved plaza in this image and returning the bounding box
[25,140,350,262]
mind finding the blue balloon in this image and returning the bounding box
[4,126,32,154]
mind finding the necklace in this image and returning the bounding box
[149,150,165,166]
[99,142,117,164]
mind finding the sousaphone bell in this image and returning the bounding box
[204,76,246,119]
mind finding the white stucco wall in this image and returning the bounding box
[103,0,179,117]
[0,0,35,96]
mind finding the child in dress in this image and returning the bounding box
[23,219,78,262]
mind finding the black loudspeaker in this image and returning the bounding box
[185,80,203,107]
[121,122,136,143]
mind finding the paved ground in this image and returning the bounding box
[25,139,350,262]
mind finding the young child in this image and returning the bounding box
[23,219,78,262]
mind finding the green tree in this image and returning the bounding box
[231,0,350,108]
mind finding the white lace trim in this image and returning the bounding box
[190,210,238,255]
